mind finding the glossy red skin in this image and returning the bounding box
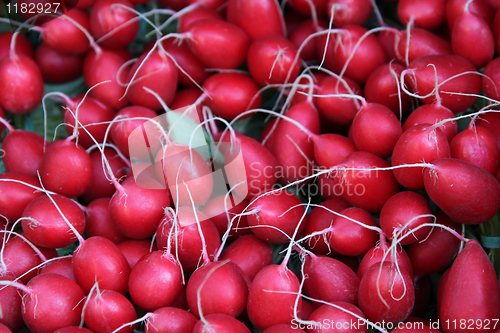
[303,255,360,307]
[424,158,500,225]
[34,43,83,83]
[327,0,373,27]
[0,55,44,114]
[63,95,116,149]
[0,172,42,223]
[21,194,85,249]
[186,260,249,318]
[117,239,156,268]
[405,55,481,114]
[0,32,33,60]
[72,236,131,294]
[332,25,387,84]
[439,240,500,333]
[1,235,47,284]
[392,124,451,189]
[397,0,447,30]
[54,327,93,333]
[313,133,357,168]
[329,207,379,256]
[287,0,328,16]
[314,75,362,127]
[450,125,500,175]
[219,234,273,281]
[83,48,131,110]
[22,274,85,333]
[169,87,203,118]
[476,111,500,149]
[41,9,90,54]
[158,0,188,10]
[304,197,351,255]
[186,19,250,70]
[482,57,500,101]
[129,251,183,311]
[332,151,400,212]
[380,191,433,245]
[83,289,136,333]
[263,324,306,333]
[402,104,457,143]
[307,302,368,333]
[446,0,494,31]
[187,0,226,9]
[85,198,128,244]
[145,307,198,333]
[156,207,221,272]
[0,274,23,332]
[110,177,171,239]
[358,262,415,324]
[247,35,300,86]
[227,0,285,41]
[408,211,461,279]
[202,196,251,238]
[193,314,251,333]
[364,63,411,117]
[89,0,139,48]
[358,239,414,279]
[247,190,306,244]
[203,72,261,120]
[39,257,76,282]
[247,264,301,331]
[452,10,494,69]
[178,6,223,33]
[39,139,93,198]
[288,19,326,62]
[351,102,402,158]
[395,27,453,65]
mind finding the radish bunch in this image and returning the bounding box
[1,0,500,332]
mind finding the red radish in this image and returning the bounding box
[39,257,76,282]
[0,32,33,60]
[187,0,226,9]
[303,254,361,306]
[451,4,494,69]
[424,158,500,225]
[21,194,86,249]
[219,234,273,281]
[391,124,451,189]
[313,133,357,169]
[404,54,481,114]
[169,87,203,118]
[109,177,171,239]
[19,274,86,333]
[407,211,461,279]
[379,191,433,245]
[83,48,131,110]
[394,27,453,66]
[226,0,286,41]
[446,0,495,31]
[126,49,178,109]
[247,189,306,244]
[0,274,23,332]
[476,111,500,149]
[202,196,251,238]
[402,104,457,143]
[377,30,398,61]
[0,55,44,114]
[192,314,251,333]
[63,95,116,149]
[288,19,326,63]
[40,9,91,55]
[247,35,301,86]
[350,102,403,158]
[39,139,93,198]
[128,250,183,311]
[397,0,447,30]
[410,277,432,318]
[327,0,373,27]
[54,328,93,333]
[332,151,400,212]
[34,43,84,84]
[117,239,156,268]
[144,307,198,333]
[202,72,261,120]
[358,262,415,323]
[450,124,500,175]
[185,19,250,70]
[263,324,306,332]
[439,240,500,333]
[177,6,223,33]
[0,172,42,224]
[482,57,500,102]
[86,198,128,244]
[306,302,368,333]
[156,207,221,272]
[83,287,137,333]
[89,0,139,48]
[73,236,131,294]
[186,260,249,318]
[287,0,328,16]
[364,63,411,117]
[328,207,379,256]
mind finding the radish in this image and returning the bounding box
[288,19,327,63]
[394,27,453,66]
[423,158,500,225]
[287,0,328,16]
[144,307,198,333]
[402,104,457,143]
[177,6,223,33]
[397,0,447,30]
[54,328,93,333]
[439,240,500,333]
[202,196,251,238]
[306,302,368,333]
[34,43,84,84]
[116,239,156,268]
[263,324,306,332]
[312,133,358,169]
[192,314,251,333]
[475,111,500,149]
[226,0,286,41]
[39,256,76,282]
[446,0,495,31]
[0,32,33,60]
[0,172,42,224]
[85,198,128,244]
[327,0,373,27]
[0,273,23,332]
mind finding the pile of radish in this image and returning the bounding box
[2,0,500,332]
